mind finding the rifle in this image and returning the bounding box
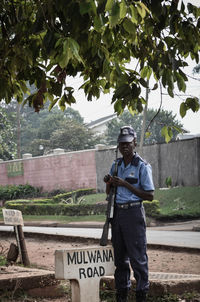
[100,147,118,246]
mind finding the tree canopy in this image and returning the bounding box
[1,102,100,157]
[105,109,184,145]
[0,107,17,160]
[0,0,200,119]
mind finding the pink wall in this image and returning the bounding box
[0,150,97,192]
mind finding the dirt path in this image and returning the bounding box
[2,237,198,274]
[0,237,200,302]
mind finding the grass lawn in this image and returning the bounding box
[154,186,200,219]
[0,187,199,223]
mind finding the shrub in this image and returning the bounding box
[53,188,96,203]
[0,184,41,201]
[143,200,160,217]
[5,198,54,206]
[4,199,160,217]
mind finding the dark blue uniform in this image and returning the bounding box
[109,153,155,293]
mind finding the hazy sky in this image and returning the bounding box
[70,60,200,134]
[70,1,200,134]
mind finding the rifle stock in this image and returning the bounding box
[100,147,118,246]
[100,187,115,246]
[99,218,109,246]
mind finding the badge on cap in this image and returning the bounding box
[122,129,129,135]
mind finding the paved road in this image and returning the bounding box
[0,226,200,249]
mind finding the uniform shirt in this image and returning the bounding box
[109,153,155,203]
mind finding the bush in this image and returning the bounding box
[5,198,54,206]
[143,200,160,217]
[53,188,96,203]
[4,199,160,217]
[0,184,41,201]
[5,202,106,216]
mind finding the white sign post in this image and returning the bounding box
[55,245,115,302]
[2,209,24,226]
[2,209,30,266]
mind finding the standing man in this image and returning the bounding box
[104,126,154,302]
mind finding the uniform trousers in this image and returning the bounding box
[111,204,149,293]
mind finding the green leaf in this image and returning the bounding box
[145,132,151,138]
[141,66,152,80]
[114,84,131,99]
[130,5,139,24]
[128,105,137,116]
[180,102,187,118]
[114,99,124,115]
[167,87,174,98]
[151,83,158,90]
[120,0,127,19]
[48,97,59,111]
[94,16,102,31]
[110,2,120,27]
[166,70,174,90]
[136,2,146,19]
[186,97,200,112]
[139,78,148,88]
[105,0,114,11]
[68,38,83,63]
[59,94,67,111]
[123,18,136,34]
[175,72,186,92]
[49,82,62,97]
[79,2,91,15]
[161,126,172,143]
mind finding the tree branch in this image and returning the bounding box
[145,80,163,133]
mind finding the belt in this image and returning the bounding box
[115,202,142,209]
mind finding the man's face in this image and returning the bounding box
[118,139,136,157]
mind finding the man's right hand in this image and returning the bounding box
[104,174,113,184]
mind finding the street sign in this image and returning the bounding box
[2,209,24,226]
[55,245,115,302]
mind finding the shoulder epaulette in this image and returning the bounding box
[117,157,123,166]
[131,153,147,166]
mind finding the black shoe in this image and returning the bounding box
[116,288,128,302]
[136,291,147,302]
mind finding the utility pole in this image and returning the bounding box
[139,81,149,152]
[17,103,21,159]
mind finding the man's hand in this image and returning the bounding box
[112,176,127,187]
[104,174,113,184]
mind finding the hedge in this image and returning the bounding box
[4,200,160,217]
[0,184,41,200]
[52,188,96,203]
[5,198,54,206]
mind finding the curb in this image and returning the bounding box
[1,230,200,254]
[0,232,200,296]
[104,275,200,296]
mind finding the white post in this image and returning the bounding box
[55,245,115,302]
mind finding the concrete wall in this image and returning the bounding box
[0,150,97,192]
[96,138,200,192]
[0,138,199,192]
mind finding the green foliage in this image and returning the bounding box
[5,202,106,216]
[4,198,159,217]
[2,101,99,157]
[0,255,7,266]
[143,200,160,217]
[0,107,17,160]
[0,184,41,201]
[154,186,200,221]
[105,109,183,145]
[165,176,172,188]
[0,0,199,119]
[52,188,96,203]
[100,285,200,301]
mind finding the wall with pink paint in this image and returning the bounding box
[0,149,97,192]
